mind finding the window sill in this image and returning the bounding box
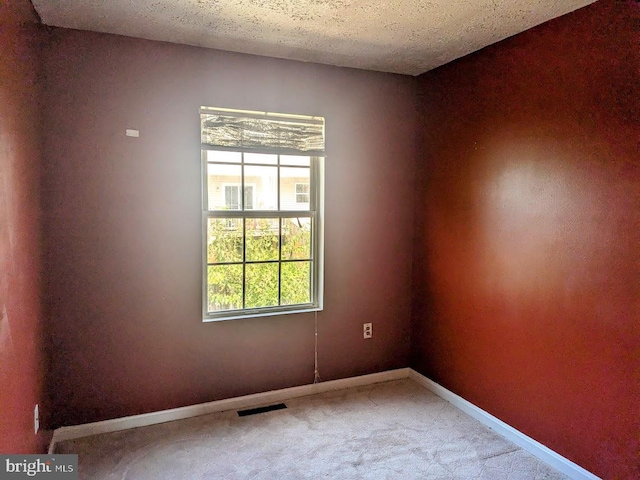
[203,307,322,323]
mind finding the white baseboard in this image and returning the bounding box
[49,367,599,480]
[49,368,410,449]
[408,369,600,480]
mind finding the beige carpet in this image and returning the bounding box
[57,379,568,479]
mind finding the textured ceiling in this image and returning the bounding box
[32,0,596,76]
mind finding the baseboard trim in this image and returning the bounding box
[408,369,600,480]
[48,367,599,479]
[49,368,410,449]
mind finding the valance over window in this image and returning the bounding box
[201,108,325,154]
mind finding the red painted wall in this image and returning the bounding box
[41,29,416,428]
[413,1,639,478]
[0,0,49,453]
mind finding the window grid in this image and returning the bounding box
[204,151,317,318]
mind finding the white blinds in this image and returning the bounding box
[201,109,325,154]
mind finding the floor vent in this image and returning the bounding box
[237,403,287,417]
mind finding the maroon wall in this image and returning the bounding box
[0,0,49,453]
[413,1,639,478]
[41,29,416,428]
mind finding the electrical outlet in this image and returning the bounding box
[363,323,372,339]
[34,404,39,434]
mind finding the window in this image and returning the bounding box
[224,184,254,210]
[224,185,240,210]
[201,107,324,321]
[295,183,310,204]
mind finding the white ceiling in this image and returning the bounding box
[32,0,595,76]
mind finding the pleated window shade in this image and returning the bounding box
[200,109,325,154]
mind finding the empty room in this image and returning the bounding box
[1,0,637,478]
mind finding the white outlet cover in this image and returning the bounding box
[125,129,140,137]
[363,323,372,339]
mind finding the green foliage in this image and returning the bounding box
[245,263,278,307]
[207,217,312,312]
[281,262,310,305]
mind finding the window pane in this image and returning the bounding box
[282,217,311,260]
[206,150,241,163]
[207,163,242,210]
[207,218,242,263]
[245,165,277,210]
[245,263,279,308]
[207,264,243,312]
[281,155,310,166]
[281,167,310,210]
[246,218,279,261]
[281,261,311,305]
[245,153,277,165]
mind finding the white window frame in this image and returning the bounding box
[201,108,324,322]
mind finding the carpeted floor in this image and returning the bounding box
[57,379,568,479]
